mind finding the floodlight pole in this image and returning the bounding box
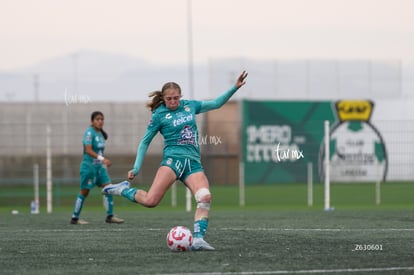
[185,0,194,212]
[187,0,194,100]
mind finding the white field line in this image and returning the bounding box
[7,227,414,233]
[221,228,414,232]
[155,266,414,275]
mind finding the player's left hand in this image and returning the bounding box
[128,170,135,180]
[235,70,248,88]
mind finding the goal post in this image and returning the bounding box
[239,160,245,207]
[307,162,313,207]
[46,124,53,214]
[31,163,40,214]
[170,181,192,212]
[324,120,333,211]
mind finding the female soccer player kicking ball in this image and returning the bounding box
[103,71,248,250]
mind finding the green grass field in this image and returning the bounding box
[2,181,414,211]
[1,182,413,274]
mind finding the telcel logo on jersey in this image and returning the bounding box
[173,114,193,127]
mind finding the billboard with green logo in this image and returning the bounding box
[242,100,387,184]
[328,100,388,182]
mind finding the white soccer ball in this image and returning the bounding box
[166,226,193,252]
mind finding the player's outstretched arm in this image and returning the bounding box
[199,70,248,113]
[128,116,159,180]
[128,140,149,180]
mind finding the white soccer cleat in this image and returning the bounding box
[191,238,215,251]
[102,181,130,196]
[70,218,89,225]
[105,215,124,224]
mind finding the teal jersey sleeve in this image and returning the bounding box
[82,126,105,163]
[131,112,160,175]
[199,85,238,113]
[83,129,93,146]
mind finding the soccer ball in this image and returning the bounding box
[166,226,193,252]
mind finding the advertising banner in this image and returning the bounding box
[242,100,387,184]
[242,100,335,184]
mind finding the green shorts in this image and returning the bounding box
[79,161,111,190]
[161,156,204,181]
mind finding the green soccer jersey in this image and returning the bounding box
[131,85,239,175]
[150,99,202,160]
[82,126,105,164]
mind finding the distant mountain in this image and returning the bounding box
[0,50,412,102]
[0,50,210,102]
[20,49,149,78]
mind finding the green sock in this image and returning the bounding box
[72,193,85,219]
[121,187,138,203]
[103,194,114,216]
[193,217,209,238]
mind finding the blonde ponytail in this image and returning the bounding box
[146,91,164,112]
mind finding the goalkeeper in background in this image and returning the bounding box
[103,70,248,250]
[70,111,124,224]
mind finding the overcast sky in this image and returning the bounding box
[1,0,414,71]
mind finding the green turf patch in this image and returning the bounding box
[0,209,413,274]
[1,182,414,214]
